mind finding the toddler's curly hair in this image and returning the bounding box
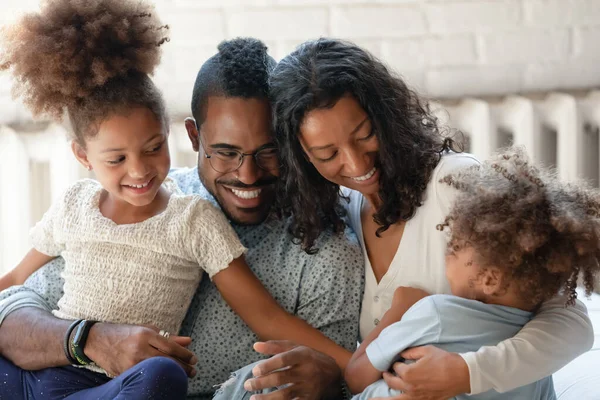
[438,147,600,307]
[0,0,169,144]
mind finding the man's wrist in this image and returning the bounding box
[70,320,98,365]
[63,319,82,365]
[82,322,104,364]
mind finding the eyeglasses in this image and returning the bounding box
[200,138,280,174]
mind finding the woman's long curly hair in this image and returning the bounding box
[270,38,458,252]
[438,147,600,307]
[0,0,169,145]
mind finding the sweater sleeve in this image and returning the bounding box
[189,200,246,279]
[29,182,84,257]
[461,296,593,394]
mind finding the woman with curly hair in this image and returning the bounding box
[270,38,593,398]
[0,3,351,399]
[344,147,600,398]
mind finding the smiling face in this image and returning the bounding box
[186,96,278,225]
[298,95,380,196]
[73,107,170,211]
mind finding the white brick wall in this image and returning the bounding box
[1,0,599,121]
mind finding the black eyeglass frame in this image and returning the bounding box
[198,136,280,173]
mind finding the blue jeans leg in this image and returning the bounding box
[65,357,188,400]
[0,354,30,399]
[0,354,107,399]
[212,360,282,400]
[0,355,188,400]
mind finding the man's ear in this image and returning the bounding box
[71,141,91,170]
[481,267,506,296]
[184,117,200,152]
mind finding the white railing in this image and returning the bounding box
[1,90,600,273]
[431,90,600,186]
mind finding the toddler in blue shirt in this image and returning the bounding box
[345,147,600,399]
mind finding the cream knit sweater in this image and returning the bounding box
[31,178,246,335]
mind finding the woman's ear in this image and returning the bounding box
[184,117,200,152]
[71,141,92,170]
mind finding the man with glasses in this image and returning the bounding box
[0,38,363,399]
[186,112,280,227]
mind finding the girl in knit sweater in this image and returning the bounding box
[0,0,348,394]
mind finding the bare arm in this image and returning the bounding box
[0,307,200,376]
[345,307,402,394]
[0,249,55,291]
[0,258,66,369]
[345,286,430,394]
[213,256,352,370]
[0,307,70,369]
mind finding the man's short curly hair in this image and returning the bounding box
[0,0,169,145]
[438,147,600,307]
[190,37,276,127]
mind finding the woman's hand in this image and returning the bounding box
[371,346,470,399]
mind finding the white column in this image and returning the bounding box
[581,91,600,187]
[539,93,584,182]
[0,126,32,273]
[495,96,541,161]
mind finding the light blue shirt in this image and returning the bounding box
[356,294,556,400]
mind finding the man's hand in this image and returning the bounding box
[371,346,470,400]
[243,341,341,400]
[85,323,198,377]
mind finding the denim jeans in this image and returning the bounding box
[212,360,282,400]
[0,355,188,399]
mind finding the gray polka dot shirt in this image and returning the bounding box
[0,167,365,399]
